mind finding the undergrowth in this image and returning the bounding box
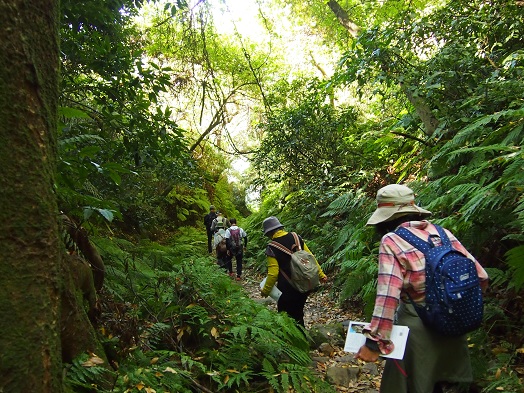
[65,226,335,392]
[243,185,524,393]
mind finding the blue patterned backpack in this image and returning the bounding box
[395,224,483,336]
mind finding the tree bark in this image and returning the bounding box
[0,0,62,391]
[326,0,360,38]
[402,83,440,137]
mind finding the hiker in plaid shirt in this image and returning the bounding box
[355,184,489,393]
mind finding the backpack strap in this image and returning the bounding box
[269,240,293,256]
[290,232,302,252]
[433,224,451,247]
[395,224,455,308]
[268,240,293,285]
[395,227,434,254]
[396,224,453,251]
[269,232,302,254]
[269,234,303,288]
[395,226,435,309]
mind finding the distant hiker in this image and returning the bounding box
[260,216,327,327]
[355,184,489,393]
[203,205,217,254]
[212,211,230,266]
[224,218,248,280]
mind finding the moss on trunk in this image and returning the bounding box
[0,0,62,391]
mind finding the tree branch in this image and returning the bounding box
[326,0,440,137]
[308,51,334,107]
[391,130,430,145]
[326,0,360,38]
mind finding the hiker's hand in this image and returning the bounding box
[320,276,328,283]
[354,345,380,362]
[260,291,268,298]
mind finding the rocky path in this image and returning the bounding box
[237,265,383,392]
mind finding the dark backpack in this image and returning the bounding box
[395,224,483,336]
[216,239,227,256]
[229,228,242,251]
[269,232,319,293]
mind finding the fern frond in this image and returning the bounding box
[501,123,524,145]
[144,322,172,349]
[58,133,106,147]
[484,268,509,289]
[446,144,518,162]
[65,352,116,390]
[505,245,524,290]
[451,110,517,147]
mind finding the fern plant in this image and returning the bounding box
[64,352,116,392]
[91,232,335,392]
[261,360,335,393]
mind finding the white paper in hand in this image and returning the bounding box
[344,321,409,360]
[260,277,282,301]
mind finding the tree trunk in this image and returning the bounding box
[0,0,62,391]
[326,0,360,38]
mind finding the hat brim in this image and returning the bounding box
[366,205,432,226]
[263,223,284,235]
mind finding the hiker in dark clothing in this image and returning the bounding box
[260,216,327,327]
[224,218,248,280]
[203,205,217,254]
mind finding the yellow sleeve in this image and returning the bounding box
[304,243,326,279]
[261,256,279,296]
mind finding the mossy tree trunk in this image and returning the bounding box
[0,0,62,391]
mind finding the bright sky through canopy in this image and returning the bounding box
[193,0,266,40]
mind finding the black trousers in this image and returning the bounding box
[277,289,308,327]
[225,250,243,277]
[206,229,213,253]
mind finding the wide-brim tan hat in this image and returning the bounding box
[366,184,432,225]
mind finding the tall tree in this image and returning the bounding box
[271,0,440,136]
[0,0,63,391]
[59,0,193,230]
[143,2,282,153]
[327,0,440,136]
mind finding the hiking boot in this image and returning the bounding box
[228,272,235,278]
[235,276,241,281]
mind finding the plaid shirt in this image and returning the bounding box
[365,221,489,354]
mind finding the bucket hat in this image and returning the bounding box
[209,205,216,211]
[366,184,431,225]
[262,216,284,235]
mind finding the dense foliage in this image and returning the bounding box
[64,231,333,392]
[35,0,524,391]
[246,0,524,390]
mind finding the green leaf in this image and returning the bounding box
[96,208,114,222]
[59,107,90,118]
[107,171,122,185]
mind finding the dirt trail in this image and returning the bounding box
[234,264,383,392]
